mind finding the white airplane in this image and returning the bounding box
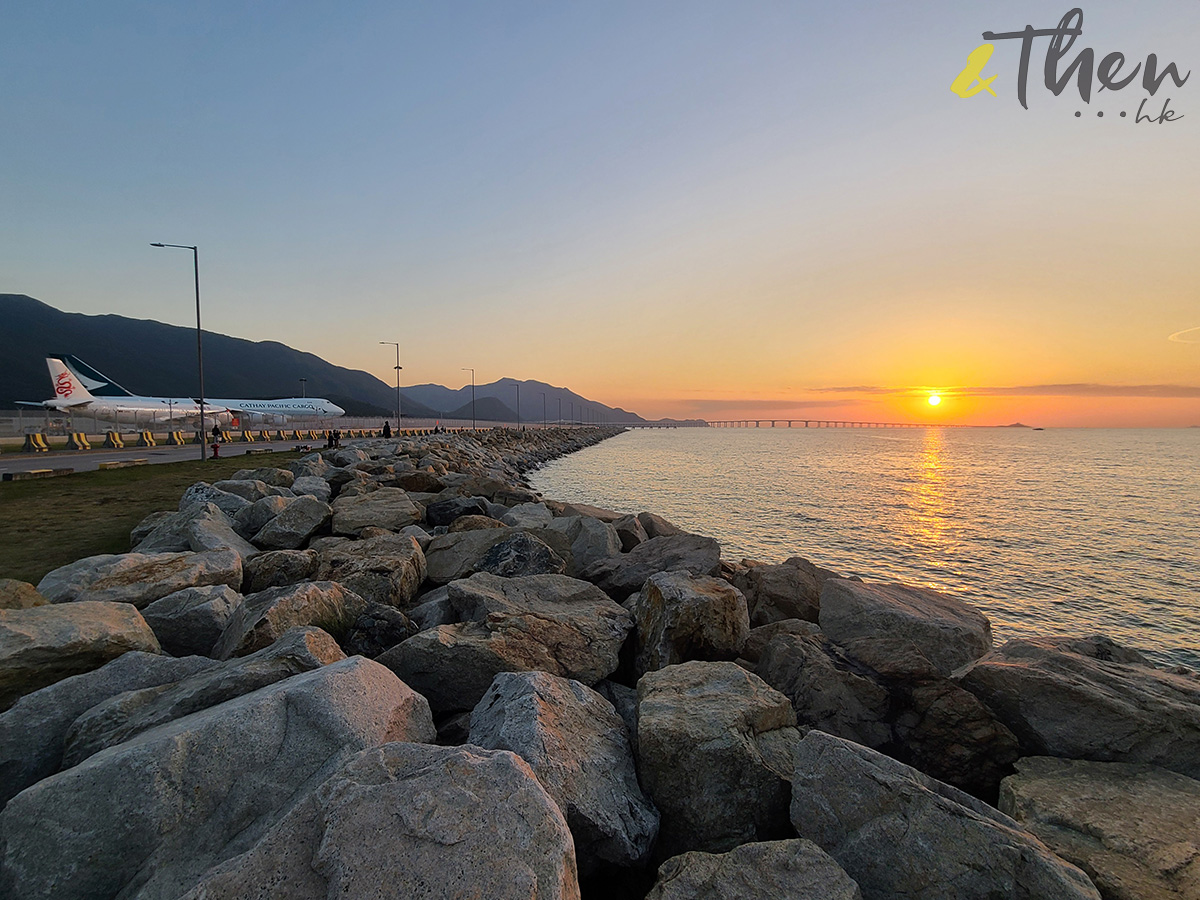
[22,356,344,426]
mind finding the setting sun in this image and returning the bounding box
[928,394,942,407]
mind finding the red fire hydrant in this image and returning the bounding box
[210,441,220,458]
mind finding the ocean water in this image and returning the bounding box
[529,427,1200,669]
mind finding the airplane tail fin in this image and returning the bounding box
[46,357,96,406]
[52,355,134,397]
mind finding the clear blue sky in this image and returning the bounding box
[3,2,1197,423]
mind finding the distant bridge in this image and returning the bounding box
[706,420,968,428]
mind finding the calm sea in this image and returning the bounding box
[529,427,1200,669]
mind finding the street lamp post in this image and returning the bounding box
[515,382,520,430]
[151,242,206,460]
[541,392,546,428]
[300,378,306,398]
[379,342,402,425]
[462,368,475,430]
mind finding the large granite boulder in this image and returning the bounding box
[423,527,517,584]
[253,495,332,550]
[645,839,862,900]
[734,557,837,625]
[424,495,490,527]
[0,657,435,900]
[476,531,568,577]
[756,631,892,749]
[0,579,47,610]
[213,478,277,503]
[0,601,161,711]
[637,661,802,857]
[133,502,246,555]
[140,584,244,657]
[819,578,992,676]
[1000,756,1200,900]
[958,636,1200,779]
[0,651,216,809]
[61,627,347,768]
[183,506,261,559]
[232,495,291,540]
[212,581,368,659]
[789,730,1101,900]
[625,571,750,676]
[179,481,251,518]
[313,531,427,608]
[331,488,421,535]
[340,603,417,658]
[613,514,649,552]
[543,515,622,573]
[291,475,332,503]
[241,548,319,592]
[469,671,659,873]
[582,534,722,601]
[502,502,555,528]
[177,743,580,900]
[37,549,242,609]
[380,573,633,713]
[230,466,295,488]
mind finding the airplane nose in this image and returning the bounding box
[331,404,345,416]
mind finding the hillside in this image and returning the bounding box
[0,294,647,422]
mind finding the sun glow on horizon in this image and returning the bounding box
[928,394,942,407]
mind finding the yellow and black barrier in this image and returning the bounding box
[166,431,186,446]
[65,433,91,450]
[22,433,50,453]
[240,431,256,443]
[104,431,125,449]
[136,431,156,447]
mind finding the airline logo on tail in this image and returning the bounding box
[46,358,95,405]
[55,371,75,398]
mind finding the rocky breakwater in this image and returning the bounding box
[0,424,1195,900]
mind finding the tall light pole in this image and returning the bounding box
[515,382,520,429]
[558,397,562,425]
[541,392,546,428]
[151,242,206,460]
[379,342,402,424]
[462,368,475,429]
[300,378,307,398]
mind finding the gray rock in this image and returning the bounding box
[543,515,622,573]
[380,573,633,713]
[637,512,683,538]
[595,679,639,755]
[177,743,580,900]
[232,495,291,539]
[582,534,722,601]
[0,652,216,809]
[425,495,490,527]
[179,481,252,517]
[331,487,421,534]
[399,523,432,550]
[741,619,822,665]
[290,475,332,503]
[502,501,555,528]
[288,452,329,479]
[0,602,161,711]
[37,549,243,609]
[184,507,261,560]
[448,513,508,532]
[253,495,332,550]
[477,531,568,577]
[645,839,863,900]
[819,578,992,676]
[129,510,175,548]
[424,527,518,585]
[313,531,427,608]
[213,478,274,502]
[230,467,295,488]
[141,585,244,657]
[0,579,47,610]
[561,502,624,523]
[735,557,837,626]
[1000,756,1200,900]
[62,627,347,768]
[626,571,750,676]
[0,657,435,900]
[241,549,319,593]
[613,514,649,552]
[212,581,369,659]
[134,502,232,553]
[408,586,455,630]
[637,660,802,857]
[469,671,659,872]
[789,730,1101,900]
[958,636,1200,779]
[756,631,892,749]
[339,603,417,658]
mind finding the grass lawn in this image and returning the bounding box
[0,451,303,586]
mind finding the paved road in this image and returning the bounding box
[0,440,308,477]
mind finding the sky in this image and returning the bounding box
[2,1,1198,426]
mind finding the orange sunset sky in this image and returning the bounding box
[3,2,1197,426]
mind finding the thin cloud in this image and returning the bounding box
[814,384,1200,399]
[1168,326,1200,344]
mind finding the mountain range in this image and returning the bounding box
[0,294,655,423]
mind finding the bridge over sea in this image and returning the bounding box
[705,419,968,428]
